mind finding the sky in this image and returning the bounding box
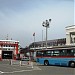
[0,0,74,47]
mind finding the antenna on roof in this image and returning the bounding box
[6,34,8,40]
[11,38,12,40]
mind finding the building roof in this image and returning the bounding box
[0,40,19,42]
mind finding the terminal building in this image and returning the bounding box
[66,25,75,45]
[0,40,19,60]
[29,38,66,49]
[27,25,75,59]
[29,25,75,49]
[18,25,75,59]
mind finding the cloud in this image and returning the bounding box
[0,0,74,47]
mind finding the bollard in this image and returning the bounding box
[31,61,33,68]
[20,61,22,66]
[11,60,12,65]
[27,61,29,65]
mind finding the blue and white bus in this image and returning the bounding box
[36,45,75,67]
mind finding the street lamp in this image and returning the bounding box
[42,19,51,50]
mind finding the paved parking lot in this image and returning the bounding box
[0,60,75,75]
[0,60,41,75]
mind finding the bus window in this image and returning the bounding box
[53,50,59,56]
[59,49,75,56]
[71,49,75,56]
[44,51,53,56]
[67,49,73,56]
[44,50,52,56]
[36,51,44,57]
[59,50,66,56]
[51,51,53,56]
[73,49,75,56]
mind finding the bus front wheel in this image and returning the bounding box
[69,61,75,68]
[44,60,49,66]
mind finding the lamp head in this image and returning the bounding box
[42,24,44,27]
[49,19,51,22]
[42,21,45,27]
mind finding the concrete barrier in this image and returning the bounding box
[20,61,33,68]
[10,60,34,68]
[10,60,20,65]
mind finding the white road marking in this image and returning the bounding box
[0,71,4,74]
[0,70,32,74]
[0,66,41,74]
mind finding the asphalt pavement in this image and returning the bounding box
[0,60,75,75]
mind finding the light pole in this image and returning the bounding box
[33,32,35,48]
[41,30,44,50]
[33,32,36,60]
[42,19,51,50]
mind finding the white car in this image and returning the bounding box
[21,57,29,61]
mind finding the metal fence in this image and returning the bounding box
[10,60,33,68]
